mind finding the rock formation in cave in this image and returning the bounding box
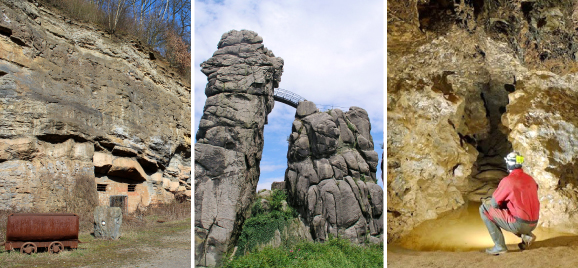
[194,30,284,267]
[388,0,578,242]
[0,1,190,213]
[503,72,578,233]
[285,101,383,244]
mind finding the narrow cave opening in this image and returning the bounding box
[473,0,485,19]
[466,83,514,203]
[521,1,534,23]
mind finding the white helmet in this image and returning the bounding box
[505,151,524,172]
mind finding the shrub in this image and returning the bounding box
[41,0,103,24]
[346,121,356,133]
[235,211,289,256]
[62,174,100,232]
[236,190,296,256]
[269,190,286,212]
[165,28,191,75]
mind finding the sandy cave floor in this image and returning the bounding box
[387,202,578,268]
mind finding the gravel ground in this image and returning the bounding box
[123,249,191,268]
[120,227,191,268]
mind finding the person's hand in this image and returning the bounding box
[481,196,491,205]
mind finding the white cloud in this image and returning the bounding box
[195,0,384,130]
[260,163,286,173]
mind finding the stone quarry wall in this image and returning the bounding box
[285,101,383,244]
[388,0,578,242]
[194,30,283,267]
[0,1,191,212]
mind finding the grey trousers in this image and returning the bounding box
[479,202,537,237]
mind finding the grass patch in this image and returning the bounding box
[346,121,356,133]
[224,236,383,268]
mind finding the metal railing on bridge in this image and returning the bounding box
[273,88,306,108]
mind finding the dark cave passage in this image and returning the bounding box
[418,0,455,33]
[466,82,514,201]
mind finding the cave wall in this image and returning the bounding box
[194,30,283,267]
[388,0,578,242]
[0,1,191,212]
[503,72,578,233]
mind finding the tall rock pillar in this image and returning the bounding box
[194,30,283,267]
[285,101,384,244]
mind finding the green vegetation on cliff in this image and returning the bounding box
[228,189,383,267]
[235,189,297,256]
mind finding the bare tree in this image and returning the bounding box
[57,0,190,76]
[99,0,131,34]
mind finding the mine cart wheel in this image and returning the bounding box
[20,242,37,254]
[48,242,64,254]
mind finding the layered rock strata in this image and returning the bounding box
[194,30,283,267]
[285,101,383,244]
[0,1,191,212]
[388,0,578,242]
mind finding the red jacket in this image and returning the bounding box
[492,169,540,222]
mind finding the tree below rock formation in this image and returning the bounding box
[285,101,383,244]
[194,29,283,267]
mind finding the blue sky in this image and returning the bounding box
[194,0,384,191]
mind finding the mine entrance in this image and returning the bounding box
[110,195,128,214]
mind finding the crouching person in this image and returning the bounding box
[480,152,540,255]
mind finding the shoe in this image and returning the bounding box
[518,233,536,251]
[485,245,508,255]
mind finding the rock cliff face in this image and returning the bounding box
[0,1,191,213]
[285,101,383,244]
[388,0,578,242]
[194,30,283,267]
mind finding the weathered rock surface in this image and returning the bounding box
[94,206,122,240]
[194,30,283,267]
[271,181,286,191]
[285,101,383,244]
[0,1,191,212]
[502,72,578,234]
[388,0,578,242]
[387,33,483,241]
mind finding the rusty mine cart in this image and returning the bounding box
[3,213,80,254]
